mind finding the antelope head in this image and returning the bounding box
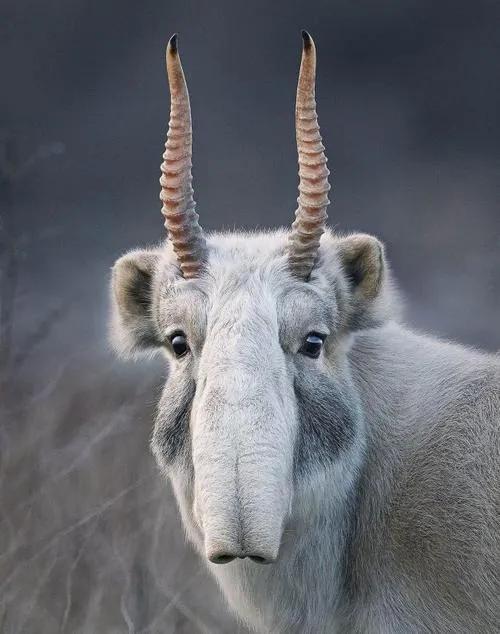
[110,32,391,564]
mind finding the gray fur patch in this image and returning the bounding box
[293,374,357,478]
[152,377,195,465]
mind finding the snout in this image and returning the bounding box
[197,481,286,566]
[191,358,295,569]
[208,549,277,565]
[192,438,290,567]
[205,527,281,565]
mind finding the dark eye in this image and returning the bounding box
[170,332,189,358]
[299,332,325,359]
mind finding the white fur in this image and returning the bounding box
[111,229,500,633]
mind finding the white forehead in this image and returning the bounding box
[157,229,339,345]
[206,229,289,274]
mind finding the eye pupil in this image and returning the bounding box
[170,333,188,357]
[300,332,325,358]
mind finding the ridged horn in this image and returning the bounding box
[288,31,331,280]
[160,34,207,278]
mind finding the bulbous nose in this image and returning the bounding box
[208,549,276,565]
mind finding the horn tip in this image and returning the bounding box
[301,30,313,51]
[168,33,178,55]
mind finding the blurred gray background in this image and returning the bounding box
[1,1,499,632]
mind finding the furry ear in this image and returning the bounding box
[337,234,385,301]
[335,233,394,330]
[110,249,161,357]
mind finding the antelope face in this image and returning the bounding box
[110,33,389,565]
[111,231,386,564]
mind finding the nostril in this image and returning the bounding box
[206,542,279,565]
[249,555,274,564]
[207,552,274,564]
[208,553,236,564]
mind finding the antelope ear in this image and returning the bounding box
[337,234,385,301]
[336,233,391,329]
[110,248,161,358]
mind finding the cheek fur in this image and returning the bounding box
[293,373,358,478]
[152,376,195,466]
